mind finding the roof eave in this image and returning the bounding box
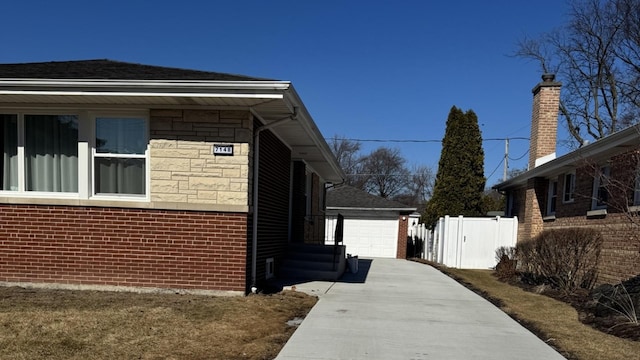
[282,85,346,183]
[0,77,346,184]
[494,124,640,190]
[0,78,293,93]
[327,206,418,212]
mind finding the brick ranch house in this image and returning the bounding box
[495,74,640,284]
[0,60,345,295]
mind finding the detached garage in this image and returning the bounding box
[325,185,416,258]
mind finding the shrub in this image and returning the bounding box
[516,228,603,293]
[495,246,516,263]
[494,246,518,280]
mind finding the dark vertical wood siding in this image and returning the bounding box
[291,161,306,242]
[255,129,291,285]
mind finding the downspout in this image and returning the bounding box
[250,108,297,292]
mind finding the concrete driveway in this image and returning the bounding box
[276,258,565,360]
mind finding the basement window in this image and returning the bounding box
[265,258,275,280]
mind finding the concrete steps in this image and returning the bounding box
[279,244,346,281]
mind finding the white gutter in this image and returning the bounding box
[495,124,640,189]
[327,207,417,212]
[0,90,283,99]
[284,85,346,182]
[0,78,292,90]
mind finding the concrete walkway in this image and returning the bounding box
[276,258,565,360]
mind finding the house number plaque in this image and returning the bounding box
[213,144,234,156]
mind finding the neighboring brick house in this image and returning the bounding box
[495,74,640,284]
[325,185,416,259]
[0,60,344,295]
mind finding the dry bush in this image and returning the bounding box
[516,228,603,293]
[495,246,516,263]
[494,246,517,280]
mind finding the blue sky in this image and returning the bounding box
[1,0,572,187]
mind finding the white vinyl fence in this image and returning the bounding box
[412,215,518,269]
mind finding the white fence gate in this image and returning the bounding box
[415,215,518,269]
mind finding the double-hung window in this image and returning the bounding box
[1,113,78,193]
[592,165,610,210]
[93,117,147,196]
[563,172,575,203]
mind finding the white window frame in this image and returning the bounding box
[0,108,149,202]
[563,172,575,203]
[90,112,150,200]
[0,110,82,199]
[546,179,558,216]
[591,165,610,210]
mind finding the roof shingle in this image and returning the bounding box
[0,59,273,81]
[326,185,415,210]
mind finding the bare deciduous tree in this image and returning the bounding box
[329,136,435,204]
[406,165,434,202]
[361,147,409,199]
[515,0,640,147]
[391,165,434,209]
[328,135,366,188]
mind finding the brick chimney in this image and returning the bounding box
[528,74,561,169]
[522,74,562,242]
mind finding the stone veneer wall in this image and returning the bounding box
[149,109,252,211]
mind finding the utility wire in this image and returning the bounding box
[486,157,505,180]
[508,149,530,161]
[327,137,529,143]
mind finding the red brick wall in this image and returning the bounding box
[545,214,639,284]
[396,215,409,259]
[511,150,640,284]
[0,205,248,292]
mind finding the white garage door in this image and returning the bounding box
[342,218,398,258]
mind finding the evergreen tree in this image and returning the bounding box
[423,106,486,228]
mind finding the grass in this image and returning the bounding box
[440,267,639,360]
[0,286,317,360]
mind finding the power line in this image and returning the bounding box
[326,137,529,143]
[486,157,505,180]
[333,136,531,182]
[508,149,530,161]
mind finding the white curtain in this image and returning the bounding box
[25,115,78,192]
[95,158,145,194]
[1,115,18,191]
[95,117,145,195]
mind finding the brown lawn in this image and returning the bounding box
[0,287,316,360]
